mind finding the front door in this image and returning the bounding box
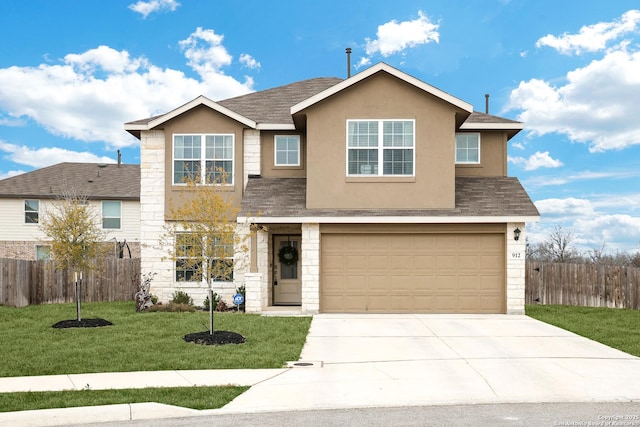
[273,235,302,305]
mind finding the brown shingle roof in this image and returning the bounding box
[217,77,343,125]
[0,163,140,200]
[464,112,522,125]
[240,177,539,218]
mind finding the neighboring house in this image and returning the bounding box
[125,62,539,315]
[0,162,141,260]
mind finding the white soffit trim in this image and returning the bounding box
[460,122,524,130]
[256,123,296,130]
[131,95,257,130]
[238,215,541,224]
[291,63,473,114]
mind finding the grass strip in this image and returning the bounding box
[0,386,249,413]
[526,304,640,357]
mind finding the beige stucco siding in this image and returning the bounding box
[161,105,245,217]
[455,131,508,177]
[260,131,306,178]
[304,72,464,210]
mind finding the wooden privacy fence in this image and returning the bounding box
[0,258,141,307]
[526,261,640,310]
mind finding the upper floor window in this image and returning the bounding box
[173,134,234,185]
[274,135,300,166]
[25,200,39,224]
[102,201,121,229]
[347,120,414,176]
[455,133,480,164]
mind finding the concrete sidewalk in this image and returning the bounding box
[1,314,640,426]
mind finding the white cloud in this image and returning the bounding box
[0,169,26,180]
[239,53,261,69]
[535,197,594,217]
[511,141,525,150]
[508,151,563,170]
[0,29,255,149]
[358,10,439,67]
[536,9,640,55]
[507,48,640,152]
[128,0,180,18]
[574,214,640,249]
[0,141,115,168]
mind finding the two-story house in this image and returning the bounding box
[0,162,141,260]
[125,63,539,315]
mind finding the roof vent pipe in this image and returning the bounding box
[485,94,490,114]
[346,48,352,78]
[117,150,121,167]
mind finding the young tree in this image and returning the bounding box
[161,173,248,336]
[39,188,107,321]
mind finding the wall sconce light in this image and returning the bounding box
[513,227,521,241]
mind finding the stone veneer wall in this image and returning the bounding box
[301,223,320,313]
[139,129,244,307]
[243,129,261,187]
[0,241,141,260]
[506,221,527,315]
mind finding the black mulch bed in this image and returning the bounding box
[52,318,113,329]
[183,330,246,346]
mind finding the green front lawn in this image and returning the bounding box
[526,304,640,357]
[0,386,249,413]
[0,301,312,377]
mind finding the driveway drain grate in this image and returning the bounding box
[286,360,323,368]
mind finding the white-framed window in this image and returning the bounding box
[36,245,51,260]
[102,201,121,229]
[455,133,480,164]
[175,233,234,282]
[347,120,415,176]
[173,134,234,185]
[274,135,300,166]
[25,199,39,224]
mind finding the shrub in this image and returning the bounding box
[203,292,221,311]
[171,290,193,306]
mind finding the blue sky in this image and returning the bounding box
[1,1,639,254]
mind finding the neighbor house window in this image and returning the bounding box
[173,134,234,185]
[175,233,233,282]
[25,200,39,224]
[347,120,414,176]
[455,133,480,164]
[102,201,121,229]
[274,135,300,166]
[36,245,51,260]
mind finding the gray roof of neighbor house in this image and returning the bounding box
[0,163,140,200]
[240,176,539,219]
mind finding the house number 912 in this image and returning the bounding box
[511,252,522,259]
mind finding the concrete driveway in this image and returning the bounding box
[220,314,640,413]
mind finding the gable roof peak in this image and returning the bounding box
[291,62,473,114]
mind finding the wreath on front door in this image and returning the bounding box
[278,245,299,266]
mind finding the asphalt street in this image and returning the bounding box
[79,402,640,427]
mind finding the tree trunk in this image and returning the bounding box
[75,271,82,322]
[209,286,214,336]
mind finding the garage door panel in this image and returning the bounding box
[321,233,505,313]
